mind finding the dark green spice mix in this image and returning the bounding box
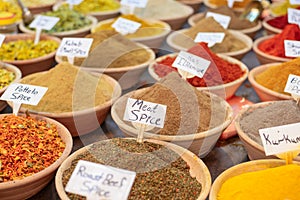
[62,138,202,199]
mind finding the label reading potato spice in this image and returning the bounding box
[0,34,5,47]
[65,160,136,200]
[284,40,300,57]
[121,0,148,8]
[29,15,60,31]
[206,12,231,29]
[194,32,225,47]
[56,38,93,57]
[112,17,141,35]
[288,8,300,25]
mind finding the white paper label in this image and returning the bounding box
[284,40,300,57]
[172,51,211,78]
[284,74,300,95]
[56,38,93,57]
[65,160,136,200]
[0,83,47,105]
[124,98,167,128]
[206,12,231,29]
[0,34,5,47]
[29,15,59,31]
[120,0,148,8]
[194,32,225,47]
[259,123,300,156]
[290,0,300,5]
[112,17,141,35]
[288,8,300,25]
[67,0,83,5]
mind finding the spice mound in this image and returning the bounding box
[255,57,300,95]
[0,0,22,21]
[0,67,15,89]
[208,0,251,9]
[0,115,65,182]
[60,0,120,13]
[238,100,300,145]
[62,138,202,199]
[153,42,246,87]
[22,0,56,7]
[20,62,114,113]
[217,164,300,200]
[0,39,59,61]
[128,72,228,135]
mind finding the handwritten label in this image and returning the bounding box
[284,40,300,57]
[288,8,300,25]
[0,34,5,47]
[227,0,243,8]
[284,74,300,95]
[56,38,93,57]
[194,32,225,47]
[67,0,83,5]
[120,0,148,8]
[259,123,300,156]
[290,0,300,5]
[206,12,231,29]
[65,160,136,200]
[112,17,141,35]
[172,51,211,78]
[124,98,166,128]
[29,15,59,31]
[0,83,47,105]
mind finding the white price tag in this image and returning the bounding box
[124,98,167,128]
[172,51,211,78]
[67,0,83,5]
[112,17,141,35]
[288,8,300,25]
[65,160,136,200]
[284,74,300,95]
[290,0,300,5]
[284,40,300,57]
[56,38,93,57]
[120,0,148,8]
[0,34,5,47]
[29,15,59,31]
[259,123,300,156]
[206,12,231,29]
[194,32,225,47]
[0,83,47,105]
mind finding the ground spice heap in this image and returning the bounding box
[0,67,15,89]
[217,164,300,200]
[258,24,300,58]
[255,57,300,95]
[0,115,65,182]
[62,138,202,199]
[208,0,251,9]
[20,62,114,113]
[154,43,245,87]
[129,72,227,135]
[238,100,300,145]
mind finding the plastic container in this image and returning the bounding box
[0,12,17,34]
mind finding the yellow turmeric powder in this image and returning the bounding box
[93,14,166,38]
[208,0,251,9]
[217,164,300,200]
[255,57,300,95]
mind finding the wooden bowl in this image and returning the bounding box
[15,72,122,137]
[178,0,203,13]
[253,35,292,64]
[188,12,262,39]
[111,88,233,157]
[262,17,282,35]
[0,34,61,76]
[56,43,155,90]
[166,29,253,60]
[0,113,73,200]
[148,53,249,99]
[248,63,292,101]
[55,138,211,200]
[19,15,98,39]
[235,101,300,161]
[209,159,300,200]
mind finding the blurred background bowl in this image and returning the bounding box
[262,17,282,35]
[25,0,57,14]
[177,0,203,13]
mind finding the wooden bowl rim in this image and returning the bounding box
[262,17,282,35]
[0,62,22,94]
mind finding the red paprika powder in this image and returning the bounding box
[153,42,245,87]
[266,6,300,30]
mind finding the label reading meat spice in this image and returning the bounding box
[194,32,225,47]
[206,12,231,29]
[112,17,141,35]
[284,40,300,57]
[56,38,93,60]
[124,98,167,128]
[120,0,148,8]
[65,160,136,200]
[172,51,211,78]
[288,8,300,25]
[259,123,300,156]
[0,34,5,47]
[284,74,300,95]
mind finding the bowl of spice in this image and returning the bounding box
[209,159,300,200]
[166,17,253,60]
[262,16,283,35]
[0,113,72,200]
[55,138,211,200]
[0,33,60,76]
[148,43,249,99]
[91,14,171,52]
[235,100,300,161]
[177,0,203,13]
[253,24,300,64]
[0,0,22,23]
[111,72,233,158]
[56,31,156,90]
[53,0,120,21]
[248,61,298,101]
[22,0,57,14]
[14,62,122,136]
[204,0,252,11]
[19,7,98,39]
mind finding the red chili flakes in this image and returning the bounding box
[0,115,66,183]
